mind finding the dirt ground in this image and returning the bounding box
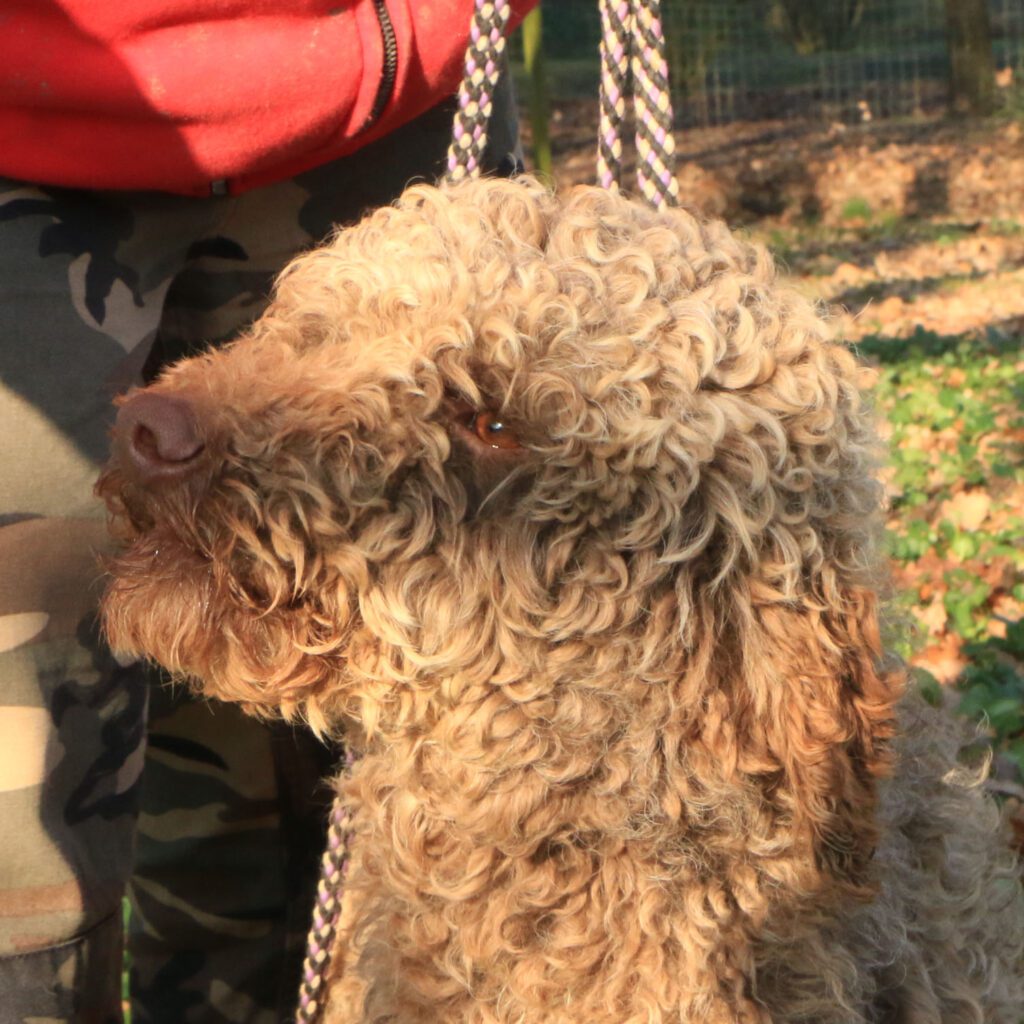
[536,100,1024,221]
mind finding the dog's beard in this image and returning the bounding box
[97,462,363,731]
[97,462,226,678]
[100,525,220,680]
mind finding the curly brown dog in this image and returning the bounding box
[98,177,1023,1023]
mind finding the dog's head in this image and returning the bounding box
[100,177,898,873]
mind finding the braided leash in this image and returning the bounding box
[445,0,677,207]
[295,4,678,1019]
[598,0,678,208]
[631,1,679,207]
[295,771,355,1022]
[598,0,632,192]
[445,0,513,184]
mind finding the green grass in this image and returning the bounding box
[862,327,1024,771]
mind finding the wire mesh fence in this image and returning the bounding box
[513,0,1024,126]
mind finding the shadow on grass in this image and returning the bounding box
[853,323,1024,365]
[767,218,996,270]
[833,270,990,313]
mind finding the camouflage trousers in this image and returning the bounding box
[0,93,520,1023]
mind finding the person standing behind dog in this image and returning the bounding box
[0,2,534,1020]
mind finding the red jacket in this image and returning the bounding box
[0,0,535,195]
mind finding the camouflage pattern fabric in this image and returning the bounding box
[0,83,520,1024]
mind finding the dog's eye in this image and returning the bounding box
[445,392,525,453]
[470,411,521,450]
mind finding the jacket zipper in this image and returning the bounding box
[209,0,399,194]
[365,0,398,129]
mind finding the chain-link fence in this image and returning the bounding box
[513,0,1024,126]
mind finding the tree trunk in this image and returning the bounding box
[945,0,996,116]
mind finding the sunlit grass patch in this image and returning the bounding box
[860,327,1024,782]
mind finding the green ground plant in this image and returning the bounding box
[862,326,1024,776]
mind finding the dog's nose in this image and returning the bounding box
[115,391,205,482]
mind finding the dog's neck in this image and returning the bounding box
[345,629,896,901]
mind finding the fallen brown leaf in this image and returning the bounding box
[912,596,949,637]
[911,633,968,684]
[939,490,992,531]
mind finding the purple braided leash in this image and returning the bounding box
[597,0,679,208]
[295,768,355,1022]
[632,0,679,207]
[598,0,632,193]
[445,0,513,184]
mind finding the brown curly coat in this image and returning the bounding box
[99,177,1023,1023]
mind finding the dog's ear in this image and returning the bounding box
[689,582,902,896]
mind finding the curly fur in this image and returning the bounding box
[98,176,1024,1023]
